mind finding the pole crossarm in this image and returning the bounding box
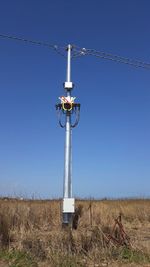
[56,103,80,112]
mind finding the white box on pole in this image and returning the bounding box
[63,198,75,213]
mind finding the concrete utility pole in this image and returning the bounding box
[56,44,80,225]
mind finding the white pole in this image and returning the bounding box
[66,44,71,82]
[63,45,74,225]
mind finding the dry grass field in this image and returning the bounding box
[0,198,150,266]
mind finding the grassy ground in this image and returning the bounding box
[0,198,149,266]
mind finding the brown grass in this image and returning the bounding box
[0,198,150,266]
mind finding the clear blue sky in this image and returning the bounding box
[0,0,150,198]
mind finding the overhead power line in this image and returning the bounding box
[0,33,150,70]
[73,46,150,70]
[0,33,55,48]
[0,33,66,57]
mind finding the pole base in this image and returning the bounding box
[62,212,73,227]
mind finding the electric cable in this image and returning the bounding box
[0,33,55,48]
[0,33,150,70]
[56,108,65,128]
[71,108,80,128]
[54,45,66,58]
[77,47,150,70]
[0,33,67,58]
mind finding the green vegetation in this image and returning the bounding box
[120,247,150,264]
[50,253,85,267]
[0,250,37,267]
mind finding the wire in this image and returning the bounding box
[72,50,88,59]
[0,33,68,58]
[71,44,150,69]
[0,33,56,48]
[0,33,68,59]
[0,33,150,70]
[78,47,150,70]
[72,45,88,58]
[53,45,66,58]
